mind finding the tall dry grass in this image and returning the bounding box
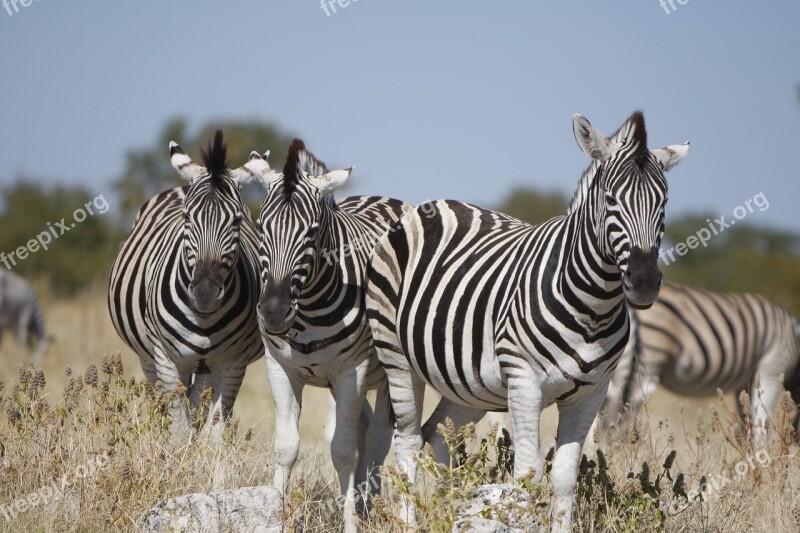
[0,285,798,531]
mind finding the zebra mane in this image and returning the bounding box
[567,111,649,215]
[282,139,329,200]
[567,160,601,215]
[200,130,230,187]
[613,110,648,167]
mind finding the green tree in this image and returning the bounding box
[0,182,120,295]
[113,118,295,224]
[496,187,569,225]
[662,218,800,316]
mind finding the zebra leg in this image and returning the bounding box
[354,397,372,516]
[421,396,485,465]
[506,374,545,483]
[189,371,212,427]
[15,310,31,351]
[266,353,303,497]
[383,364,425,525]
[27,305,47,367]
[330,363,369,533]
[750,373,783,447]
[153,346,194,440]
[362,378,394,500]
[551,381,610,533]
[199,362,248,439]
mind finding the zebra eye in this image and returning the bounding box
[232,216,242,228]
[605,194,618,207]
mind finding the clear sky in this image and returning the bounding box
[1,1,798,231]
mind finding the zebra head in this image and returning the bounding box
[256,139,352,335]
[572,111,689,309]
[169,130,276,314]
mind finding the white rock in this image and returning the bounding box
[452,516,513,532]
[453,483,542,533]
[143,485,284,533]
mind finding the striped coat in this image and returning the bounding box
[108,131,270,435]
[366,112,689,531]
[599,282,800,440]
[252,139,412,533]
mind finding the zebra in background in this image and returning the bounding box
[365,111,689,531]
[0,269,48,365]
[597,282,800,443]
[108,131,271,437]
[252,139,412,533]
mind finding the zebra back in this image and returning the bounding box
[633,282,800,396]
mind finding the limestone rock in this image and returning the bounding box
[452,516,514,532]
[143,485,284,533]
[452,483,542,533]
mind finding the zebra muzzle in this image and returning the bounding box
[189,278,224,314]
[623,246,662,309]
[258,295,295,336]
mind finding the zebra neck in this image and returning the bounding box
[555,204,626,321]
[305,204,349,297]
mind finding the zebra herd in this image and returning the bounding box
[103,112,799,532]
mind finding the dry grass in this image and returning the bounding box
[0,285,798,532]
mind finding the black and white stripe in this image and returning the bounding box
[108,131,270,436]
[365,112,688,531]
[0,269,47,365]
[253,139,412,533]
[599,282,800,441]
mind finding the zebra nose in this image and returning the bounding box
[623,246,662,309]
[190,277,224,313]
[258,295,295,334]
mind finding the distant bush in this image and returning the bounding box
[0,182,121,295]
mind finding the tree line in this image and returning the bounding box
[1,119,798,316]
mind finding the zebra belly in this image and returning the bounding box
[396,284,511,411]
[411,346,509,411]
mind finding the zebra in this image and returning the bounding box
[108,131,272,437]
[597,282,800,443]
[0,268,47,365]
[252,139,412,533]
[365,111,689,531]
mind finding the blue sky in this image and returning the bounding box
[1,1,798,231]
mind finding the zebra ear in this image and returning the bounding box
[170,141,206,183]
[310,166,354,196]
[573,115,617,161]
[231,151,282,189]
[652,142,690,172]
